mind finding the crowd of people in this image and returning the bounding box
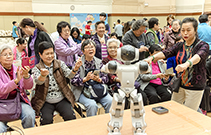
[1,12,211,132]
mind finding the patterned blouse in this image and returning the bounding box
[162,38,209,90]
[71,59,108,87]
[32,60,74,103]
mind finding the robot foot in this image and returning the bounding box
[134,128,147,135]
[107,123,121,135]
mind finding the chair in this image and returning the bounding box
[75,102,103,117]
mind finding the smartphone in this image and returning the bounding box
[93,70,99,76]
[22,57,29,67]
[22,56,35,69]
[152,106,169,114]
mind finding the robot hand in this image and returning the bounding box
[101,61,118,74]
[139,61,150,74]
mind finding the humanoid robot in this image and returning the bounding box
[101,45,150,135]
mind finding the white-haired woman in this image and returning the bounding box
[102,39,148,106]
[0,45,35,133]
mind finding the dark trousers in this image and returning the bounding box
[40,98,76,125]
[117,36,122,42]
[144,83,171,104]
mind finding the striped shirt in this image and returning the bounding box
[97,34,108,59]
[101,43,108,59]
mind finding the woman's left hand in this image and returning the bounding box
[175,63,189,73]
[22,66,30,78]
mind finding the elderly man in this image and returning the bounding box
[122,19,149,60]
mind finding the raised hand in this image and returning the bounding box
[74,58,82,71]
[40,68,49,77]
[22,66,30,78]
[15,66,23,84]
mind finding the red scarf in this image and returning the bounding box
[5,66,17,99]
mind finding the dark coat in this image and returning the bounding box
[28,30,54,63]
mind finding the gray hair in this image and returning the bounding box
[0,45,13,55]
[107,39,120,48]
[132,19,148,31]
[171,19,182,26]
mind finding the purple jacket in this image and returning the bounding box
[54,36,83,67]
[0,64,33,105]
[91,33,109,59]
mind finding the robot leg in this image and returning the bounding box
[107,90,126,135]
[130,90,147,135]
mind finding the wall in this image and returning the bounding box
[0,0,32,12]
[0,0,207,33]
[32,0,112,13]
[34,16,70,33]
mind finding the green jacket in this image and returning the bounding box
[146,28,159,45]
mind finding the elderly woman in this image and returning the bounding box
[0,45,35,133]
[71,39,112,117]
[163,19,182,49]
[31,41,82,125]
[20,18,53,64]
[145,17,209,111]
[54,21,82,69]
[102,39,148,106]
[122,19,149,61]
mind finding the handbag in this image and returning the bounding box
[83,69,107,99]
[168,74,181,93]
[0,89,22,122]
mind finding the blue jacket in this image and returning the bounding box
[198,23,211,50]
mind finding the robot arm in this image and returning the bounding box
[101,61,118,74]
[139,61,151,74]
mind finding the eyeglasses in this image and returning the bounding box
[62,29,70,33]
[84,46,95,50]
[1,53,13,57]
[108,46,118,50]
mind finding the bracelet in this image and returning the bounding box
[72,69,77,73]
[187,60,193,67]
[23,74,31,79]
[40,74,47,78]
[151,55,155,61]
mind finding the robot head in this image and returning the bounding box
[117,45,139,64]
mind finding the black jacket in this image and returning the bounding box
[28,30,54,62]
